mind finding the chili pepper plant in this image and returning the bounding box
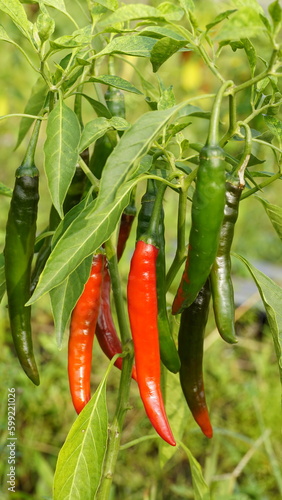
[1,0,282,498]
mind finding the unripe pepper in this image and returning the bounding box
[178,280,213,438]
[172,81,233,314]
[4,120,41,385]
[210,181,243,344]
[68,254,104,414]
[127,240,176,446]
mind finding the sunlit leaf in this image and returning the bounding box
[150,37,187,72]
[44,101,81,218]
[256,196,282,241]
[0,0,33,42]
[90,75,142,94]
[234,253,282,384]
[97,35,157,58]
[53,371,108,499]
[181,443,211,500]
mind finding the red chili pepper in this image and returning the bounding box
[68,254,104,414]
[96,260,137,381]
[127,240,176,446]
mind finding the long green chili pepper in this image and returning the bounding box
[89,86,125,179]
[210,122,250,344]
[172,81,233,314]
[178,280,213,438]
[4,119,41,385]
[137,180,180,373]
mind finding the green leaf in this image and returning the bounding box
[241,38,257,75]
[150,37,187,72]
[98,4,163,26]
[264,115,282,146]
[43,0,67,13]
[268,0,282,33]
[0,24,13,42]
[97,35,157,58]
[256,196,282,241]
[158,2,184,21]
[15,79,48,149]
[0,253,6,303]
[78,117,112,153]
[181,443,211,500]
[44,101,81,218]
[215,7,265,41]
[0,182,12,197]
[141,26,186,41]
[53,371,108,500]
[159,371,189,467]
[95,105,183,211]
[158,85,176,111]
[234,254,282,384]
[28,180,134,303]
[79,94,112,118]
[179,0,195,13]
[0,0,33,42]
[206,9,237,31]
[50,256,92,348]
[90,75,142,95]
[95,0,119,10]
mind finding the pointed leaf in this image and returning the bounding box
[43,0,67,14]
[44,101,81,218]
[234,253,282,384]
[241,38,257,75]
[150,37,187,72]
[50,256,92,348]
[95,0,119,10]
[264,115,282,145]
[90,75,143,95]
[268,0,282,32]
[256,196,282,241]
[140,26,186,41]
[206,9,237,31]
[0,0,32,42]
[80,94,112,118]
[28,180,134,303]
[0,182,12,197]
[98,4,163,26]
[0,24,13,43]
[79,117,111,153]
[181,443,211,500]
[215,7,265,41]
[15,79,48,149]
[158,2,184,21]
[53,373,108,500]
[97,35,157,58]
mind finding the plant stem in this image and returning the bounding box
[96,237,134,500]
[241,171,281,199]
[207,80,233,147]
[219,92,237,146]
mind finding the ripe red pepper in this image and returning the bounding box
[127,240,176,446]
[96,260,137,381]
[68,254,104,414]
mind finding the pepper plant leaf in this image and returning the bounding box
[150,37,187,72]
[234,253,282,384]
[180,443,211,500]
[97,35,157,58]
[256,196,282,241]
[0,253,5,303]
[0,0,33,42]
[50,255,92,348]
[90,75,143,95]
[53,367,109,500]
[98,4,163,26]
[44,101,81,219]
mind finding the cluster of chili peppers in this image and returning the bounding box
[4,82,249,447]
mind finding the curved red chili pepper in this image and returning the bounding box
[127,240,176,446]
[96,261,137,381]
[68,254,104,414]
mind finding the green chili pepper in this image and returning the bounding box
[210,181,243,344]
[172,81,233,314]
[178,280,213,438]
[89,86,125,179]
[4,120,41,385]
[137,180,180,373]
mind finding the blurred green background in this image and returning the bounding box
[0,1,282,499]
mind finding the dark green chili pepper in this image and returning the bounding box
[172,81,233,314]
[210,181,243,344]
[89,86,125,179]
[137,180,180,373]
[4,120,41,385]
[178,280,213,438]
